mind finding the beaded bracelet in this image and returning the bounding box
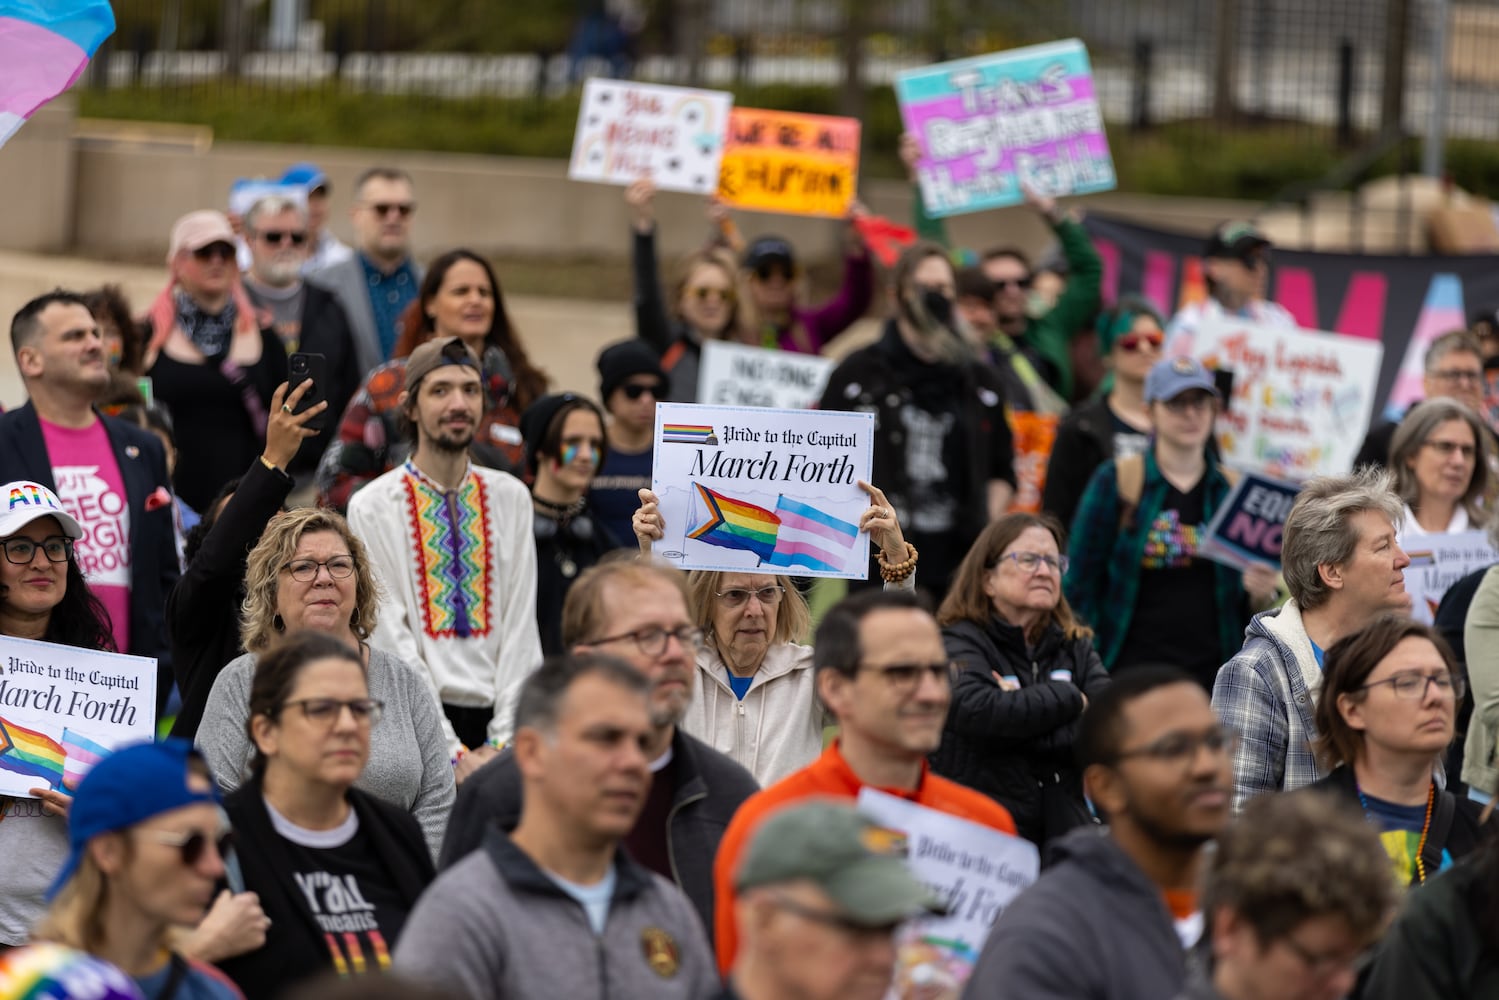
[878,543,919,583]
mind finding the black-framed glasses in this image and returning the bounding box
[258,230,308,246]
[192,242,236,262]
[282,556,356,582]
[620,383,663,401]
[366,201,415,218]
[589,625,703,657]
[857,661,955,690]
[768,894,901,938]
[280,697,385,727]
[0,535,72,565]
[138,826,235,867]
[1279,933,1370,980]
[1430,368,1483,386]
[1359,671,1465,701]
[716,585,784,609]
[997,552,1068,575]
[1112,725,1238,767]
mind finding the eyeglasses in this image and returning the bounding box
[1280,934,1370,980]
[1118,330,1165,352]
[768,894,900,939]
[997,551,1068,575]
[1162,392,1217,415]
[1112,725,1239,767]
[1359,671,1465,700]
[716,585,784,609]
[589,625,703,657]
[280,697,385,726]
[191,242,236,262]
[1422,439,1477,460]
[258,230,308,246]
[688,286,735,303]
[365,201,415,218]
[1,535,72,565]
[138,826,236,867]
[1430,369,1483,386]
[857,661,955,690]
[620,383,663,401]
[753,262,794,282]
[282,556,356,582]
[992,276,1033,291]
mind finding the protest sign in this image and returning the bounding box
[697,341,835,410]
[1197,472,1301,571]
[0,635,155,798]
[1187,317,1384,479]
[568,78,733,195]
[858,788,1040,996]
[1401,530,1499,624]
[717,107,861,218]
[895,38,1115,218]
[651,402,873,578]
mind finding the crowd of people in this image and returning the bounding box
[2,148,1499,1000]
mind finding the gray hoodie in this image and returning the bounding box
[961,828,1191,1000]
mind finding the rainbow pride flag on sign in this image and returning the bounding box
[687,483,780,561]
[0,0,116,150]
[765,495,859,573]
[663,424,719,445]
[0,716,66,789]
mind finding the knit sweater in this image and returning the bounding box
[196,646,456,861]
[347,461,544,749]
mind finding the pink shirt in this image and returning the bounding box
[39,417,131,652]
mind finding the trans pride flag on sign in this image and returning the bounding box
[0,0,116,149]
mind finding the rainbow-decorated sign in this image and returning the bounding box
[568,78,733,195]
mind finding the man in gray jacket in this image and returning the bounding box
[962,667,1235,1000]
[394,651,717,999]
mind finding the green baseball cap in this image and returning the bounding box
[734,800,943,926]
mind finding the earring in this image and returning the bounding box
[273,613,284,632]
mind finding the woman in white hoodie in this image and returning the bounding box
[633,481,914,785]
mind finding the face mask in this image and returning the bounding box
[919,287,955,329]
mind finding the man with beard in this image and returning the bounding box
[347,336,543,777]
[241,195,359,485]
[438,559,759,942]
[962,667,1235,1000]
[712,589,1016,975]
[819,242,1015,595]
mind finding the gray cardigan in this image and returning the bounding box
[196,646,455,860]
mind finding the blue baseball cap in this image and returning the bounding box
[280,162,329,191]
[47,739,221,900]
[1145,356,1220,404]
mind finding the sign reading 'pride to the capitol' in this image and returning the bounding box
[896,38,1115,217]
[0,634,156,799]
[717,107,862,218]
[568,78,733,195]
[651,402,873,578]
[1402,530,1499,625]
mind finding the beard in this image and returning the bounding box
[426,423,476,454]
[899,290,973,366]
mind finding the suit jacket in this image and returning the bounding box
[306,253,425,377]
[290,283,360,477]
[0,402,181,708]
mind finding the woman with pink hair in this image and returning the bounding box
[144,210,288,512]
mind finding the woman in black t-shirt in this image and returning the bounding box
[217,632,434,997]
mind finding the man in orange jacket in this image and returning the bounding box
[712,589,1017,974]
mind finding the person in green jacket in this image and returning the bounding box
[899,133,1102,403]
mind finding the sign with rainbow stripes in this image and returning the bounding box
[652,402,873,578]
[0,634,155,799]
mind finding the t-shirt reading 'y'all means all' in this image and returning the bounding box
[39,417,131,653]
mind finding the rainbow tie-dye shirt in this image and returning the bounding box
[400,463,494,639]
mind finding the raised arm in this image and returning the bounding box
[628,179,677,355]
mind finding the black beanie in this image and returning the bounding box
[521,392,608,478]
[596,340,669,402]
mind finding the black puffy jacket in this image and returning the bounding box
[930,615,1110,847]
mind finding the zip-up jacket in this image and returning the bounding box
[437,727,758,941]
[395,827,717,1000]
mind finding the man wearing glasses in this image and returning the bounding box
[307,166,423,374]
[964,667,1235,1000]
[1165,221,1295,358]
[241,194,359,488]
[438,559,758,944]
[1353,329,1496,473]
[711,589,1016,976]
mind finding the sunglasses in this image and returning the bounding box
[191,242,236,262]
[993,276,1033,291]
[367,202,415,218]
[139,826,236,867]
[258,230,308,247]
[621,383,663,401]
[1118,330,1165,352]
[689,286,735,303]
[753,262,794,282]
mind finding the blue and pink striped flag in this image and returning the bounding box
[765,495,860,574]
[61,726,109,791]
[0,1,116,149]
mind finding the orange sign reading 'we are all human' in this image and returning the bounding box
[717,108,861,218]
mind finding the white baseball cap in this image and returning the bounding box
[0,481,83,539]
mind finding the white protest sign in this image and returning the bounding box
[651,401,873,578]
[0,635,156,798]
[858,788,1040,996]
[697,341,835,410]
[1188,317,1384,480]
[568,78,733,195]
[1401,530,1499,624]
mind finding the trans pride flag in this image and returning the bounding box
[61,727,108,790]
[765,495,859,573]
[0,715,66,789]
[687,484,780,562]
[0,1,116,149]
